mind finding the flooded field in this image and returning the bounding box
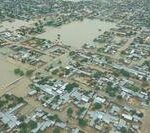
[37,19,116,49]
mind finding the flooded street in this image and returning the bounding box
[37,19,116,49]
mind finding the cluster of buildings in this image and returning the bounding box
[9,45,45,67]
[26,71,146,132]
[0,94,26,132]
[88,102,143,132]
[0,94,81,133]
[0,0,149,132]
[0,30,26,45]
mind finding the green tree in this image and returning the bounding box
[14,68,24,76]
[65,83,79,93]
[14,68,21,75]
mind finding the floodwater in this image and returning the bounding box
[0,55,18,87]
[37,19,116,49]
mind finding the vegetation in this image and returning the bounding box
[69,51,76,56]
[28,120,37,129]
[106,82,118,97]
[19,120,37,132]
[93,71,104,79]
[112,69,130,77]
[117,95,122,100]
[112,69,120,77]
[128,85,140,92]
[92,102,102,110]
[19,123,29,133]
[26,69,34,77]
[52,69,59,75]
[120,50,126,55]
[47,114,60,122]
[120,127,128,133]
[120,69,130,77]
[78,107,86,116]
[53,127,60,133]
[14,68,24,76]
[0,100,8,108]
[137,112,144,118]
[67,107,73,117]
[17,97,24,103]
[143,60,150,70]
[65,82,79,93]
[78,119,87,127]
[0,95,25,109]
[64,69,70,75]
[142,81,149,87]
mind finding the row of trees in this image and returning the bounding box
[14,68,34,77]
[113,69,130,77]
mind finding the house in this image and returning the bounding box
[122,114,133,121]
[93,96,106,104]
